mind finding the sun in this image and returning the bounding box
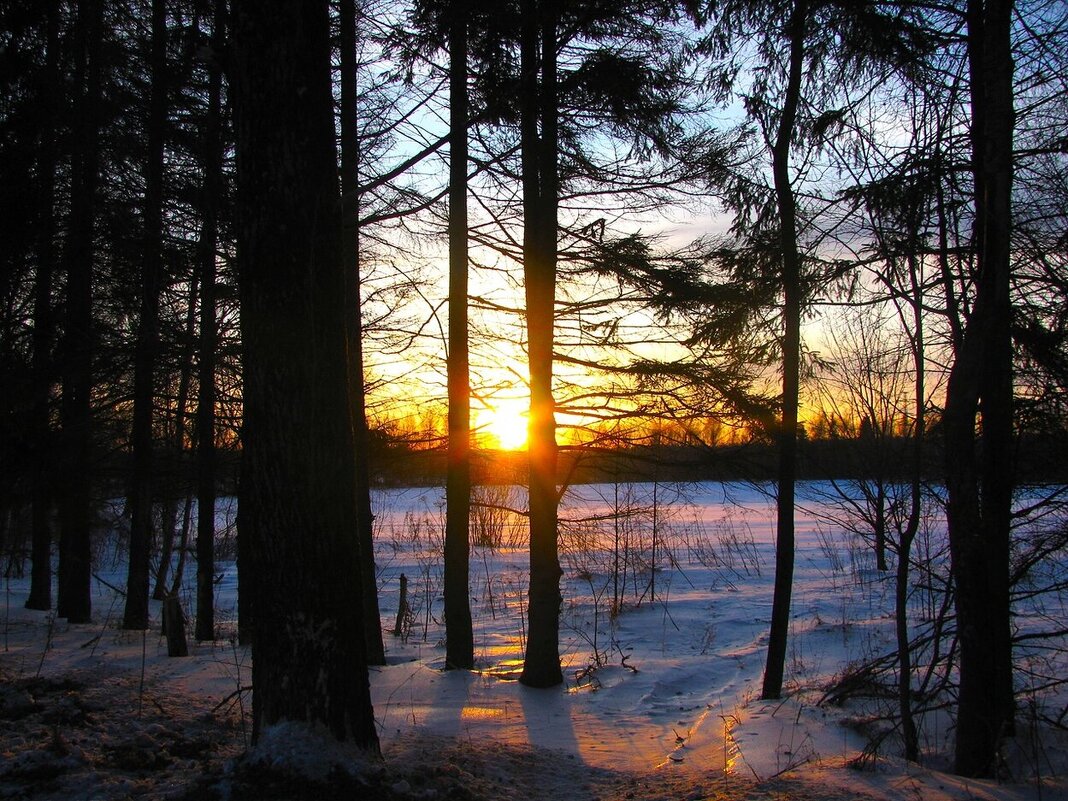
[479,398,529,450]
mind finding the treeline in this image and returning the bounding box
[373,430,1068,486]
[1,0,1066,782]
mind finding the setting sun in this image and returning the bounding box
[478,398,529,450]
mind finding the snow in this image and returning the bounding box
[1,480,1065,801]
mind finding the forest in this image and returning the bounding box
[1,0,1066,798]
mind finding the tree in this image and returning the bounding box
[760,0,806,702]
[229,0,378,747]
[124,0,168,631]
[518,0,564,689]
[26,0,61,612]
[444,0,475,670]
[340,0,387,668]
[942,0,1016,777]
[195,0,226,644]
[689,0,931,701]
[57,0,104,624]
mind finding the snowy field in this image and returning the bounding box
[1,480,1066,800]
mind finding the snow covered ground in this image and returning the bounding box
[1,481,1066,800]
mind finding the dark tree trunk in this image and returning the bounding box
[519,0,563,689]
[155,275,199,600]
[874,482,888,572]
[761,0,805,702]
[896,253,925,763]
[125,0,168,631]
[195,0,225,643]
[946,0,1016,778]
[27,0,61,612]
[231,0,378,748]
[236,441,253,645]
[339,0,385,667]
[444,0,474,671]
[57,0,103,624]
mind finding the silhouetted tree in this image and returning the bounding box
[443,0,475,670]
[57,0,104,624]
[124,0,168,631]
[195,0,226,644]
[340,0,387,668]
[943,0,1016,777]
[26,0,62,612]
[230,0,378,747]
[518,0,563,689]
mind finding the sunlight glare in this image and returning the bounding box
[482,399,529,450]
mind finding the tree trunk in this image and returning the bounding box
[195,0,225,644]
[125,0,168,631]
[339,0,386,667]
[155,276,199,600]
[163,594,189,657]
[761,0,806,701]
[444,0,474,671]
[946,0,1016,777]
[230,0,378,749]
[57,0,103,624]
[27,0,60,612]
[896,252,925,763]
[519,0,563,689]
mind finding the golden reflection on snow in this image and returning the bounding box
[461,706,506,721]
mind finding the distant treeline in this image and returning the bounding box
[370,431,1068,488]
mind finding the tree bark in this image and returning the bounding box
[125,0,168,631]
[444,0,474,671]
[230,0,378,748]
[57,0,103,624]
[761,0,806,701]
[946,0,1016,777]
[195,0,225,643]
[339,0,386,667]
[519,0,563,689]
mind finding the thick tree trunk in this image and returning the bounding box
[946,0,1016,778]
[231,0,378,748]
[57,0,103,624]
[444,0,474,671]
[339,0,385,667]
[27,0,60,612]
[519,0,563,689]
[761,0,805,701]
[125,0,168,631]
[195,0,225,643]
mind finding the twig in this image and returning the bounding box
[36,613,56,679]
[767,755,812,780]
[212,684,253,713]
[92,573,126,596]
[231,636,249,747]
